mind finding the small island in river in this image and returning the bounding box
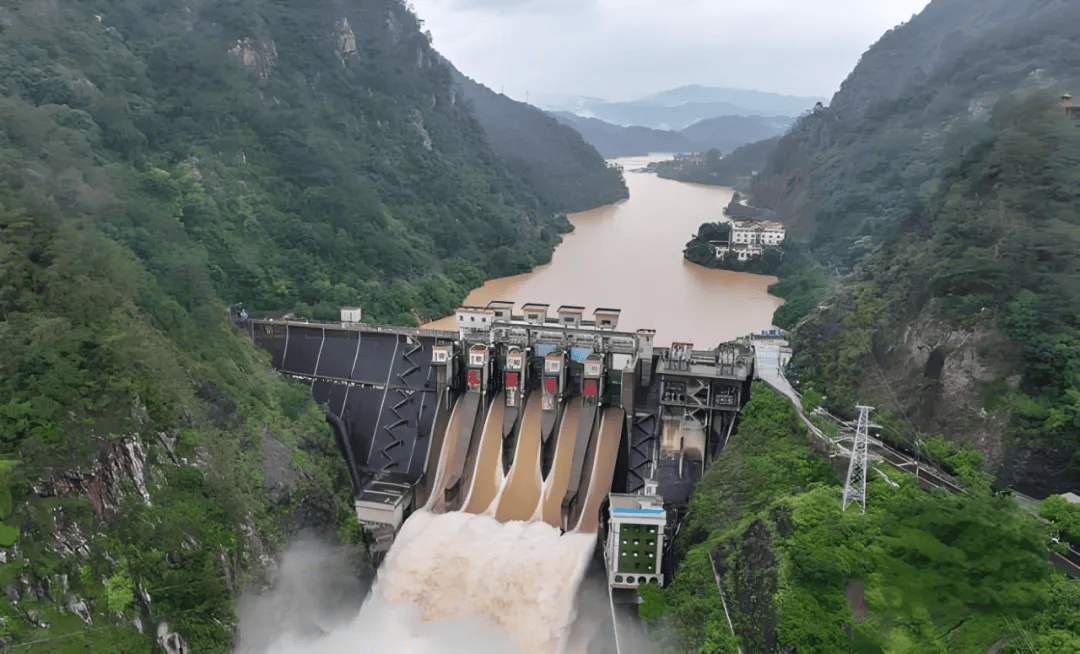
[684,195,787,275]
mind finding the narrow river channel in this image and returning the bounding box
[429,154,782,347]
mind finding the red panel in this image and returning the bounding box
[544,377,558,395]
[468,369,481,389]
[505,372,519,388]
[583,380,598,397]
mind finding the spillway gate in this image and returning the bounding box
[244,301,757,593]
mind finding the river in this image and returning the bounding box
[428,154,782,347]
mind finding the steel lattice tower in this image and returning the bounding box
[842,406,874,513]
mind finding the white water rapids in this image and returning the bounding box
[253,511,596,654]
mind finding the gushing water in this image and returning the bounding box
[253,511,596,654]
[381,510,597,654]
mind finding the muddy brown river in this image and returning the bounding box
[428,154,781,347]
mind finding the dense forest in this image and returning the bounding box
[551,113,791,159]
[450,70,628,212]
[740,0,1080,493]
[0,0,624,649]
[648,137,781,188]
[655,0,1080,651]
[644,386,1076,653]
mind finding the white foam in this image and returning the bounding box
[380,510,597,654]
[257,511,596,654]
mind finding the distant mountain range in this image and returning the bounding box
[549,112,795,158]
[534,85,825,130]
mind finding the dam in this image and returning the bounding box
[246,300,759,596]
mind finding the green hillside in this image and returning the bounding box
[744,0,1080,495]
[0,0,625,649]
[652,0,1080,651]
[644,387,1073,654]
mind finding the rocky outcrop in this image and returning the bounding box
[867,306,1019,469]
[229,38,277,83]
[384,10,401,45]
[34,439,150,520]
[335,18,357,65]
[157,622,189,654]
[242,522,277,586]
[50,507,91,558]
[408,108,432,151]
[262,428,311,506]
[853,303,1080,495]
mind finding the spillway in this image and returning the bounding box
[277,510,596,654]
[541,397,584,529]
[246,301,761,652]
[574,407,624,534]
[462,393,507,514]
[495,394,546,523]
[423,397,468,512]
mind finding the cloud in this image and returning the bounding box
[412,0,931,101]
[443,0,596,14]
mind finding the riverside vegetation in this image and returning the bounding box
[0,0,625,650]
[744,0,1080,477]
[642,386,1076,653]
[661,0,1080,650]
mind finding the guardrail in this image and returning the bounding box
[243,316,459,340]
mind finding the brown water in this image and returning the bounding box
[378,510,596,654]
[427,155,782,347]
[423,398,467,512]
[494,394,545,522]
[540,398,583,529]
[575,407,624,534]
[462,395,506,515]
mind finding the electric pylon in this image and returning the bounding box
[842,405,874,513]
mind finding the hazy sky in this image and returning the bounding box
[409,0,932,104]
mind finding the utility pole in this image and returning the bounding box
[842,405,873,513]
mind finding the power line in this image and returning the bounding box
[842,405,873,513]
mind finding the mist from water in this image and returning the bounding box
[239,511,597,654]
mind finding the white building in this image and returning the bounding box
[605,493,667,589]
[714,219,785,261]
[731,219,786,247]
[455,306,495,341]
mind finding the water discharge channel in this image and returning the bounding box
[269,156,782,653]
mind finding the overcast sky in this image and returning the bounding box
[409,0,932,104]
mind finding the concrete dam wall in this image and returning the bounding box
[246,303,757,608]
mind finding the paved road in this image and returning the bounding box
[750,338,961,492]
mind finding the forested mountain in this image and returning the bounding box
[679,114,794,152]
[746,0,1080,494]
[648,136,781,187]
[635,85,826,114]
[549,112,696,157]
[535,85,822,127]
[647,2,1080,651]
[449,71,628,212]
[0,0,623,649]
[551,111,792,158]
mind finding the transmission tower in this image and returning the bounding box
[842,405,874,513]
